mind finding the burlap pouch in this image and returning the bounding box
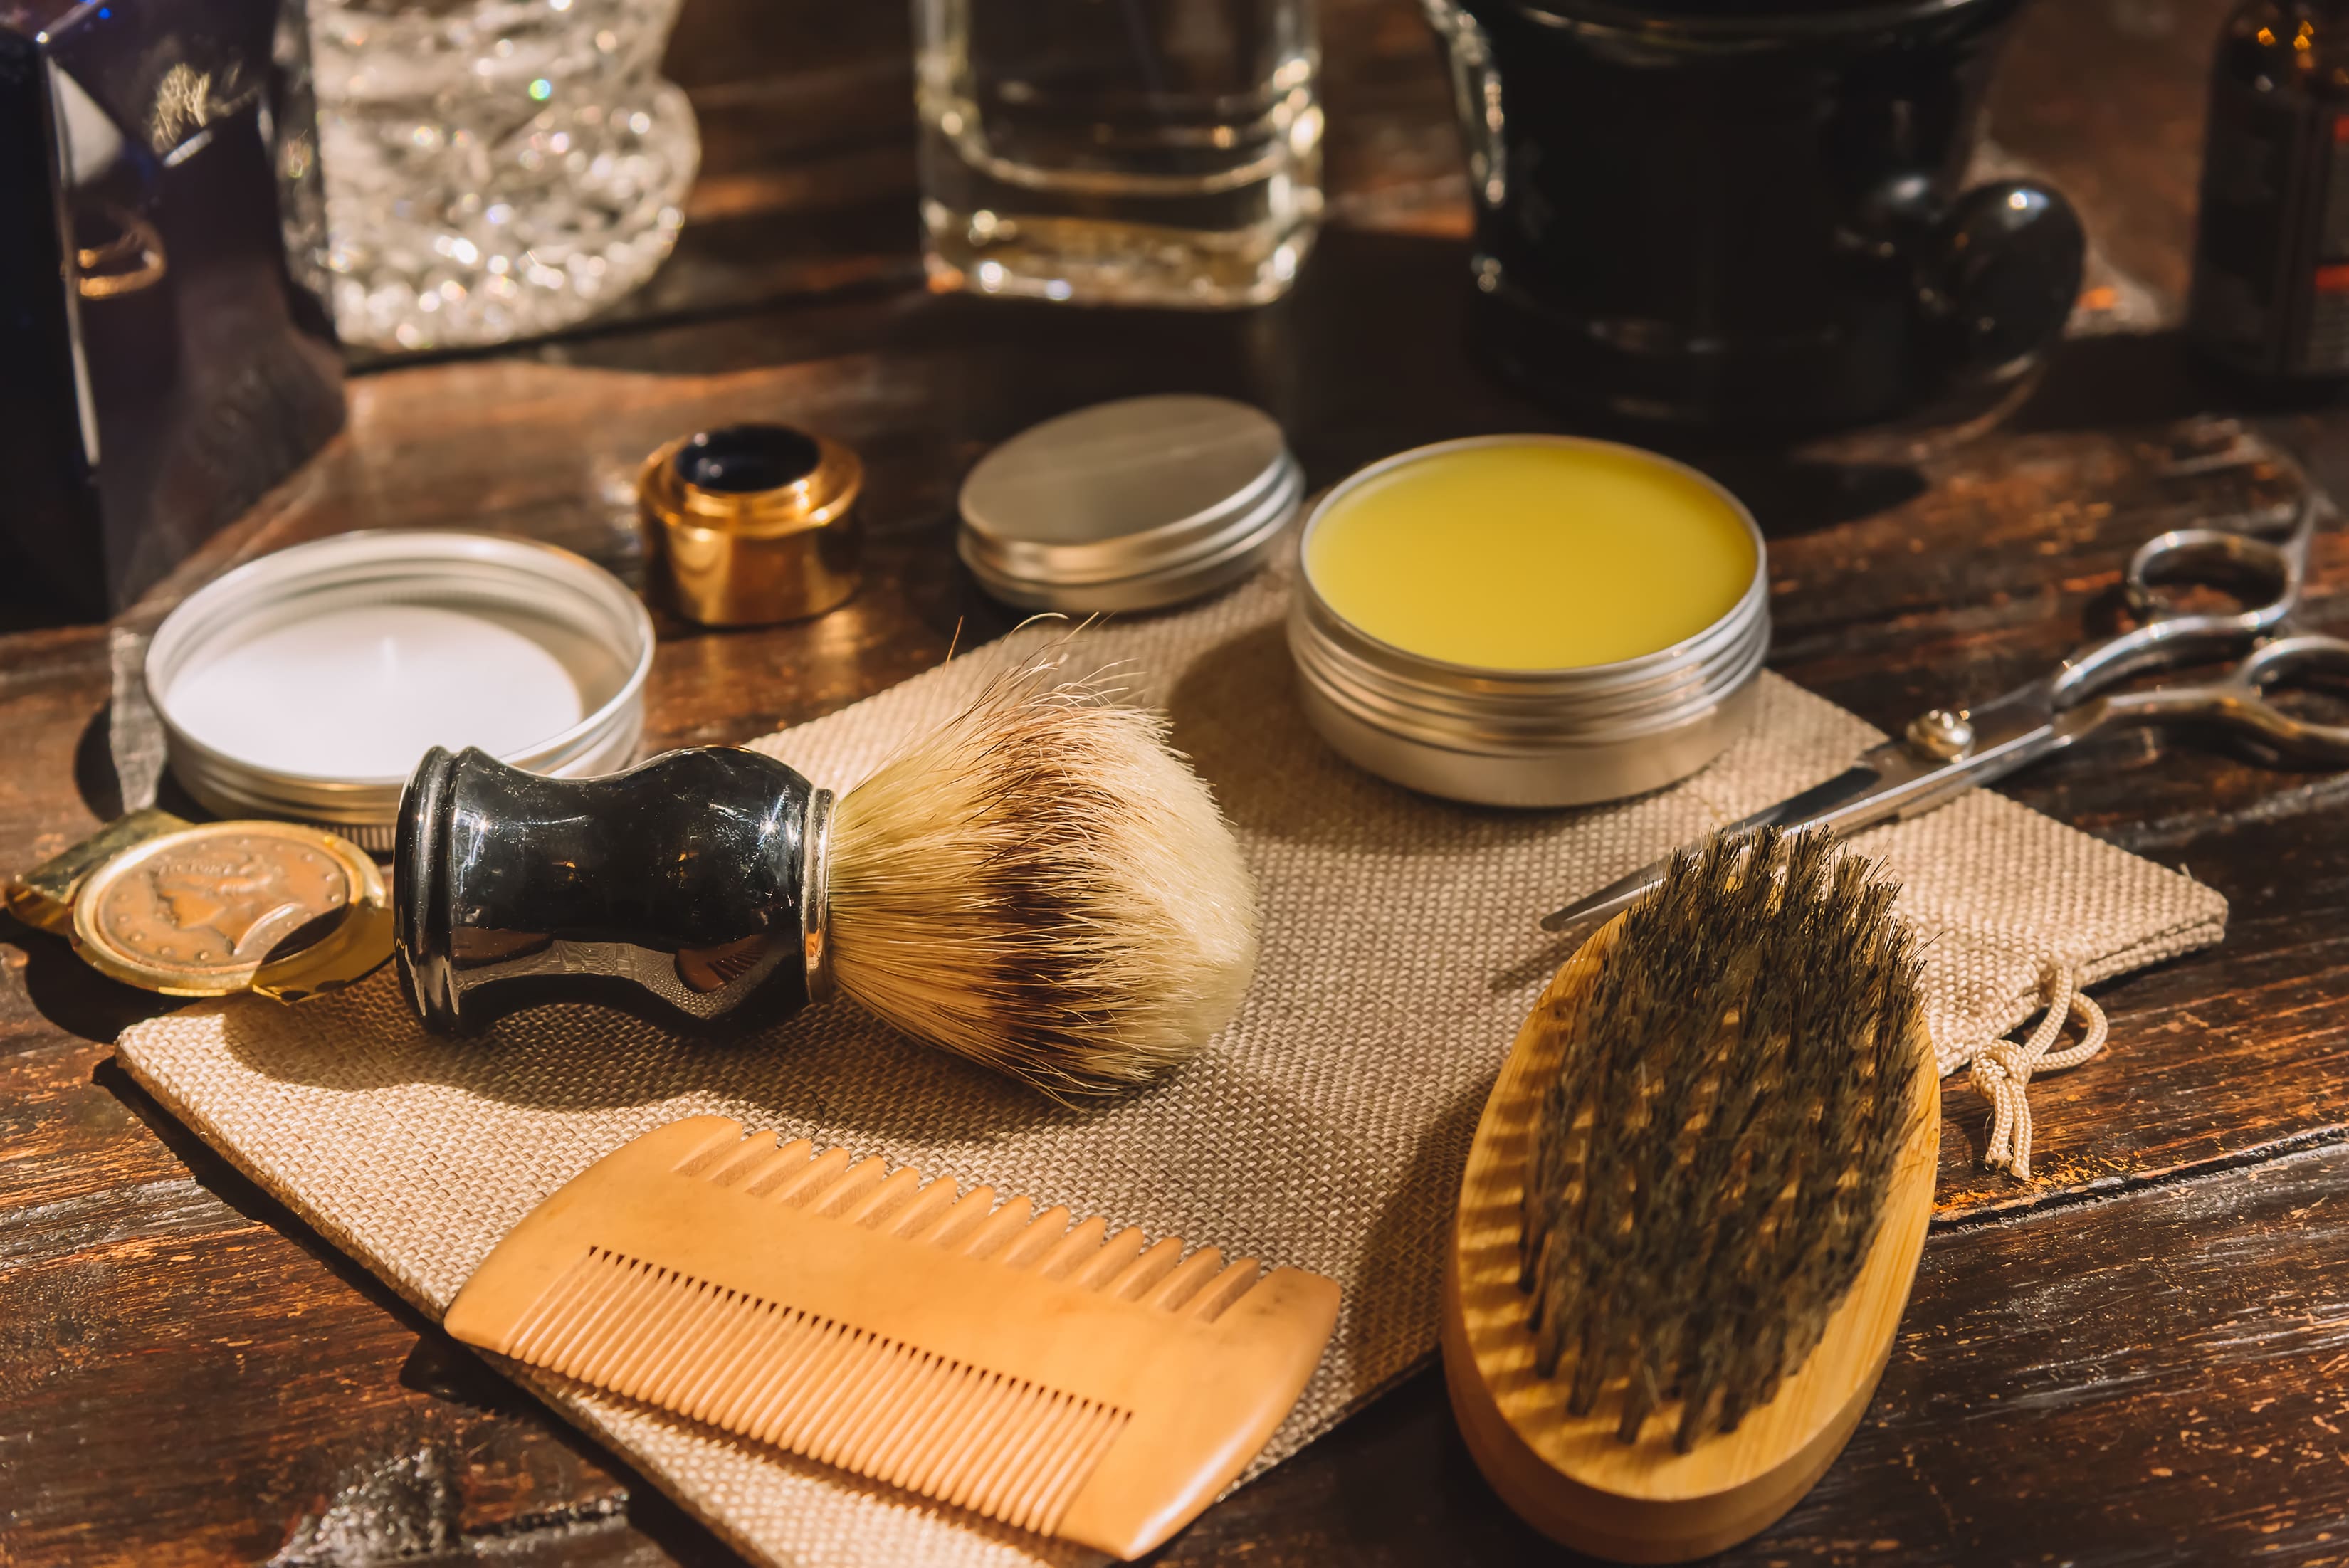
[117,559,2224,1568]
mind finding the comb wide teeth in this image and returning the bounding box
[672,1129,1266,1319]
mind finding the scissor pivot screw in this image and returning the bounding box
[1906,708,1975,759]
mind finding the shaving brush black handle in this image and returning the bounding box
[394,745,821,1034]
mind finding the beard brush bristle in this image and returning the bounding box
[1520,826,1928,1453]
[824,649,1260,1096]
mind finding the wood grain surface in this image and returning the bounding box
[10,0,2349,1563]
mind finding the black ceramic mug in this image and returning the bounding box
[1427,0,2086,430]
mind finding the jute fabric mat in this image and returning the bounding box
[117,559,2225,1568]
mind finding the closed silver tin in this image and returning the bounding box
[147,531,654,849]
[959,394,1302,611]
[1288,436,1769,808]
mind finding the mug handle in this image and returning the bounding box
[74,204,169,301]
[1914,179,2086,388]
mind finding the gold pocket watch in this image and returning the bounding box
[6,809,392,1001]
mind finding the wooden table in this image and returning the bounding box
[8,1,2349,1562]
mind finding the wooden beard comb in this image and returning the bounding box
[1443,830,1939,1562]
[444,1117,1341,1558]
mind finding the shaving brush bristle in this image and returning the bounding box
[1519,826,1928,1453]
[825,658,1260,1095]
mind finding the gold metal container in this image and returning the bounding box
[641,424,864,626]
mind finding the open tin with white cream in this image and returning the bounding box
[147,531,654,849]
[1288,435,1769,807]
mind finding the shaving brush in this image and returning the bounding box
[394,663,1258,1093]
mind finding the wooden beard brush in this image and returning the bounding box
[395,658,1259,1093]
[1443,828,1938,1562]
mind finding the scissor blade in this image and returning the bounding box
[1536,762,1888,933]
[1536,858,1678,935]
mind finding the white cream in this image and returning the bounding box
[165,603,587,780]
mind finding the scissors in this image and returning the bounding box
[1543,432,2349,936]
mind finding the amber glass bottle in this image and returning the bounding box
[2190,0,2349,379]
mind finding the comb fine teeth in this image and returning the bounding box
[445,1116,1340,1559]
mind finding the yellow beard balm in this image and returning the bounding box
[1289,436,1769,807]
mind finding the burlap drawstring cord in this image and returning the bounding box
[1943,964,2111,1182]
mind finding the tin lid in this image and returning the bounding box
[69,819,392,1001]
[958,394,1302,611]
[147,531,653,851]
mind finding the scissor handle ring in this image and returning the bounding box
[2222,633,2349,764]
[2124,524,2303,636]
[2058,522,2303,705]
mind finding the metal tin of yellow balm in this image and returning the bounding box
[1289,435,1768,807]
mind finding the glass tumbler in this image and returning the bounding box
[915,0,1323,308]
[312,0,699,351]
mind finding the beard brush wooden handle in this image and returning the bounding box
[1443,837,1940,1563]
